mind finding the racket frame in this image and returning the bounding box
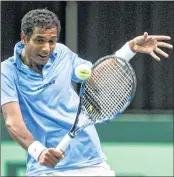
[56,55,137,152]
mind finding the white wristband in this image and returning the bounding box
[115,42,136,62]
[28,141,47,161]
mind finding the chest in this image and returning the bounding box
[16,59,73,100]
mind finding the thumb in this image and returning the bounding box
[50,148,65,158]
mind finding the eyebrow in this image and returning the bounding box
[34,35,57,39]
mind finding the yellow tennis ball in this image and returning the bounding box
[75,64,92,80]
[89,105,94,112]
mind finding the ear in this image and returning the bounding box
[21,31,27,45]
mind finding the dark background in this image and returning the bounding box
[1,1,174,111]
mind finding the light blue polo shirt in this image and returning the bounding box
[1,42,106,176]
[1,41,135,176]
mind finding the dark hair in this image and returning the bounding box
[21,8,61,40]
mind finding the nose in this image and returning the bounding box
[41,42,50,55]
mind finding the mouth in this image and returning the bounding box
[38,54,49,58]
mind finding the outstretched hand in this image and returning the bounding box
[129,32,173,61]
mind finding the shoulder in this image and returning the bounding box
[54,43,74,55]
[1,57,17,76]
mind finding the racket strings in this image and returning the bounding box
[95,60,132,117]
[83,58,134,122]
[98,59,132,97]
[107,62,132,108]
[84,67,131,120]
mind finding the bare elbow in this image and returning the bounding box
[5,119,14,130]
[3,114,19,130]
[2,102,24,129]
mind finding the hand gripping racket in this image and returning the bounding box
[56,55,137,153]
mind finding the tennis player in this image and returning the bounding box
[1,9,173,176]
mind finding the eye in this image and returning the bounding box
[37,39,44,43]
[49,40,56,45]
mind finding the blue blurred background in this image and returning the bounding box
[1,1,173,176]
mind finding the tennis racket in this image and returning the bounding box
[56,55,137,153]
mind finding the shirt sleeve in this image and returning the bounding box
[115,42,136,62]
[1,64,19,106]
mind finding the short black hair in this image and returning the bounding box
[21,8,61,40]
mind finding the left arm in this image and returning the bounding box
[116,32,173,62]
[128,32,173,61]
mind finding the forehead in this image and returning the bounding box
[31,27,57,38]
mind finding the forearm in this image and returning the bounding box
[115,42,136,62]
[6,121,35,150]
[6,122,47,161]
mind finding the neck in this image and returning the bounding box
[21,50,43,75]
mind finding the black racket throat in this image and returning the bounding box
[69,97,82,136]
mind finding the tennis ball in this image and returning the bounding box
[75,64,92,80]
[89,105,94,112]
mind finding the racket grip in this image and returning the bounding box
[56,133,73,153]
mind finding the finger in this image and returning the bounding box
[50,148,64,159]
[40,156,56,168]
[55,152,64,159]
[150,51,160,61]
[155,47,169,58]
[157,42,173,49]
[45,153,58,166]
[41,162,53,168]
[151,35,171,40]
[60,153,64,158]
[143,32,148,40]
[46,158,57,167]
[42,149,59,164]
[48,152,59,164]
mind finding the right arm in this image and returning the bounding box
[1,62,64,168]
[2,102,35,150]
[2,101,64,168]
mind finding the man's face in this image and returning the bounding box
[22,26,57,65]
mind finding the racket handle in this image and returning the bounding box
[56,133,73,153]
